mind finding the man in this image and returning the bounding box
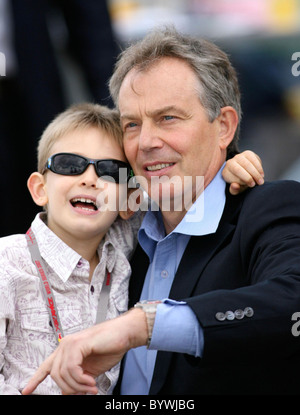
[23,26,300,395]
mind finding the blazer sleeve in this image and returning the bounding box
[185,180,300,364]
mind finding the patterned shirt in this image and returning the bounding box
[0,212,142,395]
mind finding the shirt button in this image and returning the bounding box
[77,260,83,268]
[90,285,95,294]
[161,270,168,278]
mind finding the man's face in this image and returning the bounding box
[119,57,228,211]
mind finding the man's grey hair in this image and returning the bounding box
[109,25,241,156]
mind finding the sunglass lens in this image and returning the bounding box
[96,160,130,183]
[53,154,87,175]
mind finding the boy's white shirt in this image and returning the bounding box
[0,211,142,395]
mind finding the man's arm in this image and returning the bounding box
[186,180,300,363]
[22,308,148,395]
[223,150,264,194]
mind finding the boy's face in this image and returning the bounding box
[42,127,128,244]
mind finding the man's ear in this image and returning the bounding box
[218,106,239,150]
[27,172,48,207]
[119,188,143,220]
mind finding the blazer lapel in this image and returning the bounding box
[170,221,235,299]
[128,244,149,308]
[128,220,236,308]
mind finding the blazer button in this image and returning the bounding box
[225,311,235,320]
[244,307,254,317]
[215,312,226,321]
[234,309,244,319]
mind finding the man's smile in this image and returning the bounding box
[146,162,175,172]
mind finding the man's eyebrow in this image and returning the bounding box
[120,106,188,120]
[120,113,136,121]
[149,106,188,118]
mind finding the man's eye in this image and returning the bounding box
[127,122,138,128]
[164,115,175,121]
[123,122,138,131]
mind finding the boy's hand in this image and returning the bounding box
[223,151,264,195]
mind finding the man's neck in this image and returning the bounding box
[161,209,187,235]
[159,165,225,235]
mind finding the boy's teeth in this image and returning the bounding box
[147,163,173,171]
[72,198,95,204]
[71,197,98,210]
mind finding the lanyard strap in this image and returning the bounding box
[26,228,64,343]
[26,228,111,344]
[96,270,111,324]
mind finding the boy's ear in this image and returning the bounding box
[119,188,143,220]
[27,172,48,207]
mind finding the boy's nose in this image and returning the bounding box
[79,164,98,187]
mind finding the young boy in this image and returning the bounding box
[0,103,142,395]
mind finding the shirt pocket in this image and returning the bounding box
[20,307,85,339]
[20,309,53,334]
[17,309,57,367]
[18,307,87,367]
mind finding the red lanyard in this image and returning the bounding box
[26,228,111,344]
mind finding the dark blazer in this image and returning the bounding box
[125,180,300,395]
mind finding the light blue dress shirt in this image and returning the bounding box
[121,166,226,395]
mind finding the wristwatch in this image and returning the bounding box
[134,300,162,347]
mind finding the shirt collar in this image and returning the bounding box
[31,213,117,282]
[174,163,226,236]
[31,213,81,282]
[100,239,117,274]
[139,164,226,242]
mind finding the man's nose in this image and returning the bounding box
[138,122,163,152]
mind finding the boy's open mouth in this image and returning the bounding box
[70,197,98,211]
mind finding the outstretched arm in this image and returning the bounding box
[22,308,148,395]
[223,150,264,195]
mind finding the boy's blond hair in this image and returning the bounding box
[37,103,123,173]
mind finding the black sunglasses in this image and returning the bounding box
[43,153,133,184]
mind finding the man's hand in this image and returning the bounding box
[223,150,264,195]
[22,308,148,395]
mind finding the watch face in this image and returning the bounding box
[135,300,162,312]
